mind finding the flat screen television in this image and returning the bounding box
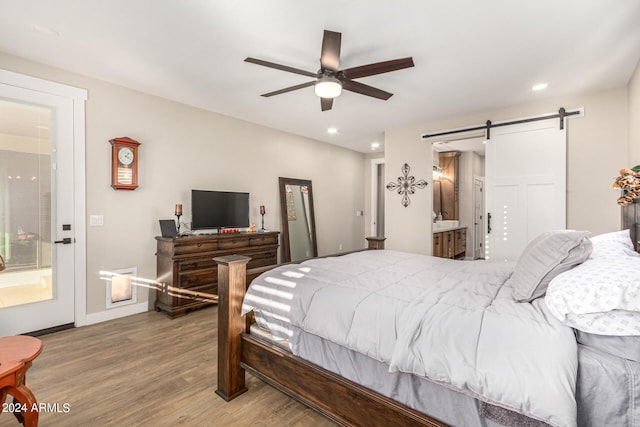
[191,190,250,230]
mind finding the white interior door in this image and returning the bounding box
[484,118,566,261]
[0,84,76,335]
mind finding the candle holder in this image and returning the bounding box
[175,213,182,236]
[175,203,183,237]
[259,205,266,232]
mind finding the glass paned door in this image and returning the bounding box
[0,80,76,335]
[0,101,53,308]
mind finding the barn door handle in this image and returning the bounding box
[487,213,492,234]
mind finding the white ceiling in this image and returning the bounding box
[0,0,639,153]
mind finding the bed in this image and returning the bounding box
[214,229,640,427]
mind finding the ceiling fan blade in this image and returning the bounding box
[245,57,317,78]
[320,30,341,71]
[341,57,414,80]
[261,81,315,97]
[342,80,393,100]
[320,97,334,111]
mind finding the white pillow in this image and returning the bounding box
[589,229,639,259]
[509,230,592,302]
[546,255,640,336]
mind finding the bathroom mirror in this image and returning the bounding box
[279,177,318,263]
[433,151,460,220]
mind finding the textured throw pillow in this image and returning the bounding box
[589,229,639,259]
[509,230,592,302]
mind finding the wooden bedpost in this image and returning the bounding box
[366,236,386,250]
[214,255,250,401]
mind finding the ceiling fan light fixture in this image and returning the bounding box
[315,76,342,98]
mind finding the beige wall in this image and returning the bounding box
[385,124,433,253]
[0,52,366,316]
[385,88,629,253]
[629,59,640,165]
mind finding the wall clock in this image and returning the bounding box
[110,136,141,190]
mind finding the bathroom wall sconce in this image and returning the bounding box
[432,165,443,181]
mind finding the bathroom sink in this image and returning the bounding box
[433,220,459,231]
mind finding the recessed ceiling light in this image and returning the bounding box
[327,127,338,134]
[371,142,380,150]
[531,83,548,91]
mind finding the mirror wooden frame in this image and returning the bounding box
[278,177,318,263]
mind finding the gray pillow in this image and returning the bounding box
[509,230,592,302]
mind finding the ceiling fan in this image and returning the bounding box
[245,30,415,111]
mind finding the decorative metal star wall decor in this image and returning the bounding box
[386,163,428,207]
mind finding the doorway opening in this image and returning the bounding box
[370,158,385,237]
[432,138,486,259]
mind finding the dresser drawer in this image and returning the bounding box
[175,283,218,307]
[178,258,217,272]
[249,235,279,247]
[247,248,278,268]
[173,240,219,255]
[178,268,218,289]
[218,237,250,250]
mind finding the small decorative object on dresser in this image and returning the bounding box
[175,203,183,236]
[259,205,266,231]
[155,231,279,318]
[110,136,141,190]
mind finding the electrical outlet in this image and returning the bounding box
[339,244,343,251]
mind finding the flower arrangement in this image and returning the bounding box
[613,165,640,206]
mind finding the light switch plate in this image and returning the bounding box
[90,215,104,226]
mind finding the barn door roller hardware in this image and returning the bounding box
[422,108,582,140]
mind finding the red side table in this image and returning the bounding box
[0,336,43,427]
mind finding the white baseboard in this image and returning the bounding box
[84,302,149,326]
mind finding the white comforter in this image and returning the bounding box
[242,250,578,427]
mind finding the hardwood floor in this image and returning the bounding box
[0,306,337,427]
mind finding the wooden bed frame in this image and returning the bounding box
[214,225,640,427]
[214,239,447,427]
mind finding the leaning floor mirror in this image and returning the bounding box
[278,177,318,262]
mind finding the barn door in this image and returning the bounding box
[484,118,566,261]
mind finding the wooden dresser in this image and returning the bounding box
[155,232,279,318]
[433,227,467,259]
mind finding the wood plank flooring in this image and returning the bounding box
[0,306,337,427]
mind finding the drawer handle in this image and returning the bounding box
[197,243,202,248]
